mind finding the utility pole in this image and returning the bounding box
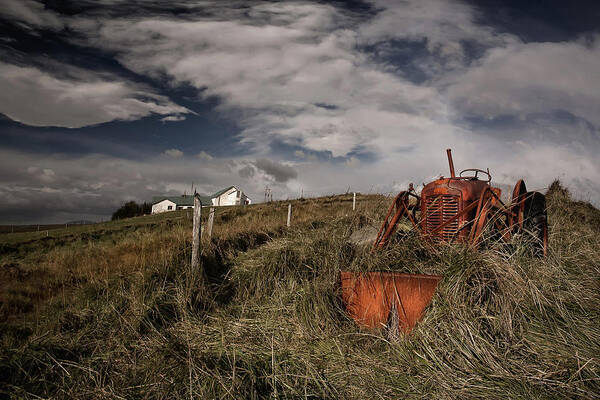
[264,186,272,203]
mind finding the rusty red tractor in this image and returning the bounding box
[373,149,548,256]
[340,149,548,335]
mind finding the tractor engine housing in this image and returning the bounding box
[420,178,496,242]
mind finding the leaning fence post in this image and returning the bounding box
[353,192,356,211]
[287,203,292,227]
[206,207,215,239]
[191,193,202,270]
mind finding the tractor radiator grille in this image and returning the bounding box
[424,195,460,242]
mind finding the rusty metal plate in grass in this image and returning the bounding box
[340,271,441,335]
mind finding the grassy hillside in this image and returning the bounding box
[1,186,598,399]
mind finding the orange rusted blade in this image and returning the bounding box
[340,271,441,335]
[341,271,389,329]
[387,273,441,333]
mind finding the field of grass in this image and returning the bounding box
[0,185,598,399]
[0,224,78,235]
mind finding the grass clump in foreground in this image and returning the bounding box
[1,186,599,399]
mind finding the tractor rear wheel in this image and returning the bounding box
[523,192,548,257]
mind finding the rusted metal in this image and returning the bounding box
[470,187,494,245]
[446,148,456,178]
[510,179,527,232]
[374,149,548,253]
[340,271,441,334]
[373,188,420,249]
[420,177,491,242]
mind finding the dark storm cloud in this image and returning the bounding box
[253,159,298,183]
[238,165,255,179]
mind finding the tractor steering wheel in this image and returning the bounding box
[459,168,491,182]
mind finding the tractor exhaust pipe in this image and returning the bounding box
[446,148,455,178]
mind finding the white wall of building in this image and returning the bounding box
[151,199,177,214]
[212,187,251,206]
[212,188,235,206]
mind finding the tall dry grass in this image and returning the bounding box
[1,186,598,399]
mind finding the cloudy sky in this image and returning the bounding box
[1,0,599,223]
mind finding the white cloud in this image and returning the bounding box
[0,0,63,30]
[163,149,184,158]
[446,38,600,125]
[358,0,518,74]
[0,61,190,128]
[26,166,57,183]
[2,137,599,224]
[345,156,360,167]
[196,151,213,160]
[77,1,456,159]
[160,115,186,122]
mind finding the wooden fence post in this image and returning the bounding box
[206,207,215,239]
[287,203,292,227]
[353,192,356,211]
[191,193,202,270]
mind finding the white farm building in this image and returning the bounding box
[151,186,251,214]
